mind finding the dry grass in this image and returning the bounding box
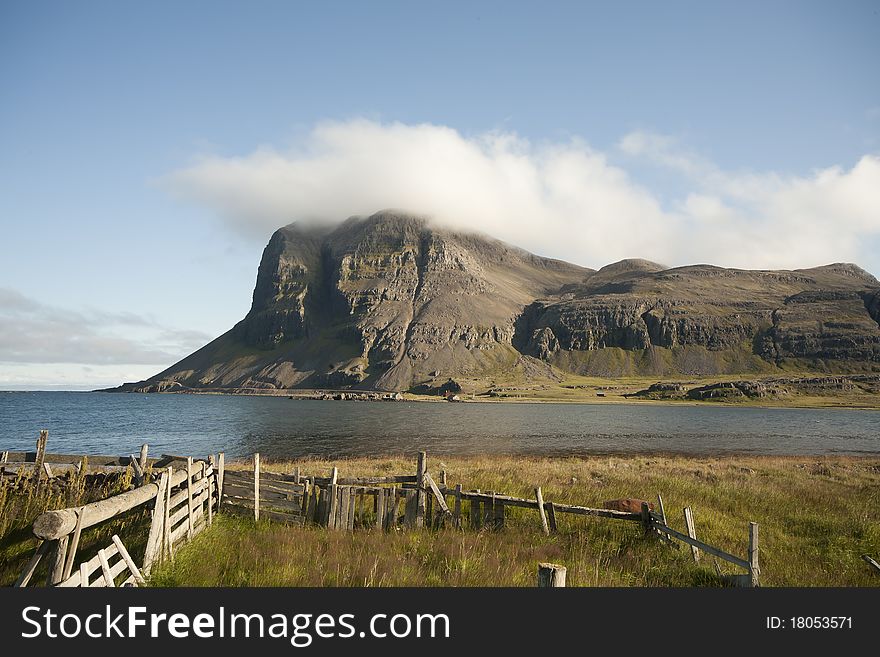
[0,465,152,586]
[150,454,880,587]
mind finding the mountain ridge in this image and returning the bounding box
[112,211,880,393]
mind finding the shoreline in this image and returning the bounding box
[84,387,880,411]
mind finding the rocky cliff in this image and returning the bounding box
[115,211,880,393]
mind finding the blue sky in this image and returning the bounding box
[1,1,879,389]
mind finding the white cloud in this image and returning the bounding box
[165,120,880,275]
[0,288,213,368]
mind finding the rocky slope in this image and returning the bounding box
[114,211,880,393]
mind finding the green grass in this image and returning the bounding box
[149,454,880,587]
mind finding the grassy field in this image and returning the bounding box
[0,467,151,587]
[149,454,880,587]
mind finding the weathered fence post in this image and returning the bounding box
[217,452,225,510]
[748,522,760,587]
[143,469,169,573]
[207,455,216,527]
[640,502,652,535]
[453,484,462,528]
[164,466,173,561]
[535,487,550,536]
[253,453,261,522]
[415,451,427,528]
[47,535,68,585]
[294,466,300,484]
[0,450,8,464]
[547,502,558,533]
[683,506,700,562]
[34,430,48,493]
[186,457,195,537]
[537,563,567,587]
[61,506,85,581]
[139,443,149,481]
[327,466,338,528]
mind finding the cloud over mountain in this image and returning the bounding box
[165,120,880,275]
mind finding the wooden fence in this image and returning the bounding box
[227,450,761,586]
[8,441,762,587]
[14,445,225,587]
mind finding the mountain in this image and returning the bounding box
[114,211,880,393]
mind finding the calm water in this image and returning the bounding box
[0,392,879,459]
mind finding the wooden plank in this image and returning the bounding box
[403,489,418,527]
[61,506,85,581]
[0,450,8,463]
[385,486,398,530]
[862,554,880,573]
[656,494,667,526]
[439,470,447,487]
[453,484,462,528]
[130,453,144,485]
[537,563,566,587]
[337,486,350,530]
[470,489,481,530]
[143,469,169,572]
[347,488,357,529]
[14,541,50,587]
[206,460,214,527]
[547,502,558,533]
[640,502,652,535]
[375,488,386,530]
[253,453,261,522]
[683,506,700,562]
[97,548,115,587]
[327,467,338,529]
[301,481,311,517]
[484,491,495,527]
[164,467,173,561]
[356,491,365,527]
[651,521,751,570]
[415,451,427,528]
[493,499,505,530]
[186,457,195,538]
[48,535,68,585]
[217,452,225,510]
[79,562,90,588]
[139,444,149,478]
[438,488,642,521]
[111,535,146,586]
[535,487,550,536]
[307,484,319,523]
[749,522,760,587]
[34,430,48,494]
[424,472,450,514]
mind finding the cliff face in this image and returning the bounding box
[118,212,880,392]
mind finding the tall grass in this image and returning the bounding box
[0,464,153,586]
[150,454,880,587]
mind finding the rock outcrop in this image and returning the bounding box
[113,212,880,393]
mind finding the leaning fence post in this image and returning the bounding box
[61,506,85,581]
[415,451,427,528]
[253,453,261,522]
[748,522,760,587]
[537,563,567,587]
[535,487,550,536]
[683,506,700,562]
